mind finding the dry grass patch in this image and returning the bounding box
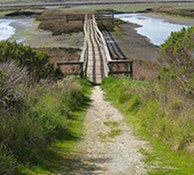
[153,6,194,17]
[37,10,95,35]
[35,47,80,63]
[133,60,160,81]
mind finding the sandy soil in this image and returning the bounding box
[63,86,149,175]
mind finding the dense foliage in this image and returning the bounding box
[158,27,194,98]
[0,76,90,174]
[0,40,60,79]
[0,61,30,113]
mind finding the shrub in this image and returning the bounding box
[158,27,194,97]
[0,40,59,80]
[0,61,30,112]
[29,77,88,140]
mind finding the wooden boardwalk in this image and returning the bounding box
[57,13,133,85]
[82,14,110,84]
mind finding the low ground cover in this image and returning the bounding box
[101,76,194,174]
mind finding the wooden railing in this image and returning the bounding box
[57,13,133,81]
[91,14,111,77]
[80,14,89,77]
[108,60,133,77]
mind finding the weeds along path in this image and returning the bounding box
[64,86,148,175]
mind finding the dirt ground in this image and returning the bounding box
[62,86,149,175]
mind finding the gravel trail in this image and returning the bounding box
[65,86,148,175]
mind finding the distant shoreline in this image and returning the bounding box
[1,0,194,10]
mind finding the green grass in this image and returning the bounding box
[99,121,122,142]
[0,77,92,175]
[108,129,122,138]
[17,114,85,175]
[104,121,119,128]
[141,142,194,175]
[101,76,194,175]
[105,121,121,137]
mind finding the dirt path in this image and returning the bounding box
[65,86,148,175]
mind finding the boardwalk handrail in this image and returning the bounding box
[92,14,112,62]
[56,13,133,80]
[80,14,89,77]
[108,60,133,77]
[92,14,111,77]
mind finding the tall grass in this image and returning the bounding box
[0,76,91,174]
[101,76,194,174]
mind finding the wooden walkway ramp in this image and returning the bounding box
[57,13,133,85]
[80,14,111,84]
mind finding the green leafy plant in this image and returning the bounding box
[0,40,59,80]
[158,27,194,97]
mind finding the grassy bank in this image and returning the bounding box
[0,77,91,175]
[101,77,194,174]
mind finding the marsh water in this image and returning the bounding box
[115,13,188,46]
[0,19,15,40]
[0,13,189,46]
[0,18,37,42]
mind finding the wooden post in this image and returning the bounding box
[130,61,133,78]
[66,15,69,23]
[112,12,114,25]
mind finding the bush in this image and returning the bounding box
[30,77,88,140]
[158,27,194,97]
[0,40,59,80]
[0,61,30,112]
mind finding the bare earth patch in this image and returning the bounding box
[64,86,149,175]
